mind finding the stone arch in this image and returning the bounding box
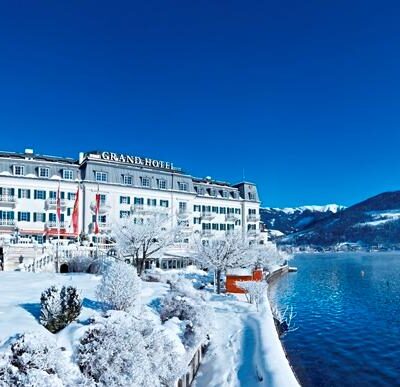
[60,263,69,273]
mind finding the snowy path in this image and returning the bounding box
[193,293,299,387]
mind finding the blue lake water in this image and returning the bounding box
[268,253,400,387]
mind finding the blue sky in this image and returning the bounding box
[0,1,399,207]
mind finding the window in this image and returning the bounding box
[99,215,107,223]
[160,200,169,208]
[219,207,226,214]
[34,190,46,200]
[178,202,187,212]
[157,179,167,189]
[67,192,76,201]
[134,197,144,205]
[212,206,219,213]
[194,217,201,224]
[248,192,256,200]
[13,165,24,176]
[178,182,188,191]
[210,189,217,197]
[0,210,14,221]
[95,171,108,182]
[202,223,211,230]
[49,213,57,222]
[38,167,49,178]
[147,198,157,206]
[120,210,130,218]
[193,205,201,212]
[63,170,74,180]
[235,208,241,214]
[33,212,46,222]
[99,194,106,205]
[18,212,31,222]
[141,177,151,187]
[18,189,31,199]
[122,175,132,185]
[222,191,228,198]
[248,208,257,214]
[120,196,130,205]
[212,223,219,230]
[235,220,241,226]
[248,224,256,231]
[220,223,226,231]
[67,208,71,216]
[198,187,205,195]
[227,224,234,231]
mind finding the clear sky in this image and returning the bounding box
[0,1,399,207]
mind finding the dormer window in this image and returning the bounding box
[123,175,133,185]
[63,169,74,180]
[141,177,151,187]
[13,165,24,176]
[248,192,256,200]
[38,167,49,178]
[95,171,108,182]
[178,182,188,191]
[222,190,228,198]
[157,179,167,189]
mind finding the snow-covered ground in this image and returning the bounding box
[0,270,298,387]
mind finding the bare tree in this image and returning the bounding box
[112,213,178,276]
[193,232,253,294]
[236,280,268,311]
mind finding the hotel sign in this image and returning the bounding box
[100,151,175,170]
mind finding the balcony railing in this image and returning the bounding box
[89,222,112,234]
[131,204,166,214]
[201,211,215,220]
[46,198,69,210]
[90,201,111,214]
[0,195,16,206]
[0,219,15,227]
[247,229,260,238]
[201,230,214,237]
[46,221,66,229]
[247,214,260,222]
[176,210,190,219]
[225,213,239,222]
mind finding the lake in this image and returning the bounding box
[269,253,400,387]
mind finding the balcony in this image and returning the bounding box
[46,221,66,229]
[0,195,16,207]
[247,214,260,222]
[201,230,214,238]
[45,198,69,210]
[225,213,239,222]
[176,210,190,220]
[89,222,112,233]
[247,229,260,238]
[0,219,16,227]
[131,204,165,215]
[90,201,111,215]
[201,211,215,220]
[179,226,193,235]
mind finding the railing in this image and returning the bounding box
[225,213,239,222]
[201,230,214,237]
[90,201,111,214]
[175,342,208,387]
[201,211,215,220]
[176,210,190,219]
[247,229,260,237]
[46,198,69,208]
[247,214,260,222]
[46,221,66,229]
[0,219,16,226]
[25,254,54,272]
[0,195,16,205]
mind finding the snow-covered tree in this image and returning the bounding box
[0,333,66,387]
[193,232,254,293]
[251,241,291,272]
[112,213,178,276]
[160,277,213,348]
[40,285,82,333]
[97,260,141,312]
[236,280,268,311]
[78,311,183,387]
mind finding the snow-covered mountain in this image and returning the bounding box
[260,204,346,236]
[278,191,400,250]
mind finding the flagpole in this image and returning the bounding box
[56,181,61,273]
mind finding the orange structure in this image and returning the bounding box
[225,268,264,293]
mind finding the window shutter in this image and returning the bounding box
[18,212,21,221]
[33,213,37,222]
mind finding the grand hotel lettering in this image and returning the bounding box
[100,151,174,170]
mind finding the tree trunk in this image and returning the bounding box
[216,269,222,294]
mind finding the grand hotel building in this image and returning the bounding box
[0,149,261,246]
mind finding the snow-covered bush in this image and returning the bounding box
[236,280,268,311]
[96,261,141,312]
[0,332,65,387]
[40,285,82,333]
[77,311,183,387]
[160,278,212,348]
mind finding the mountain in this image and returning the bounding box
[260,204,345,235]
[278,191,400,250]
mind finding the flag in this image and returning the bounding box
[56,183,62,225]
[71,187,79,235]
[94,191,100,234]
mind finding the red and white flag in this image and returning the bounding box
[71,186,79,235]
[94,188,100,234]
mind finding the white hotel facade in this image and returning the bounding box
[0,148,261,250]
